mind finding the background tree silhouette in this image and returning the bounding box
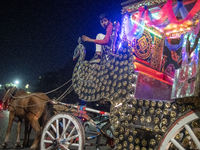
[34,59,81,104]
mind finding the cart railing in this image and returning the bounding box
[51,100,110,116]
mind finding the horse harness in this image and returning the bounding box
[3,88,40,118]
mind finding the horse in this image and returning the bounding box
[2,87,30,148]
[2,86,54,150]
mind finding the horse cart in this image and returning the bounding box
[40,0,200,150]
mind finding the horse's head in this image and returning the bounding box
[2,86,17,110]
[73,37,86,61]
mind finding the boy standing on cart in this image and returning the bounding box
[82,13,113,63]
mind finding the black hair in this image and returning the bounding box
[98,13,110,21]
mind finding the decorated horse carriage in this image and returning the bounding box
[39,0,200,150]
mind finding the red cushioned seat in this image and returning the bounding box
[133,61,173,85]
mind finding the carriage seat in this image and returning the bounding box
[133,57,174,100]
[134,61,173,85]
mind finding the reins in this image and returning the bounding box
[4,78,73,108]
[9,78,72,100]
[8,99,53,108]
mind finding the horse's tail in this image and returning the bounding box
[37,101,54,149]
[40,101,55,129]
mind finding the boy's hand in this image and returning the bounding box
[82,35,94,42]
[82,35,90,42]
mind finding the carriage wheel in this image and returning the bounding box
[41,112,85,150]
[158,110,200,150]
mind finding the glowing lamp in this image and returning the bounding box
[15,80,19,84]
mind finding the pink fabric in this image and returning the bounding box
[147,0,171,26]
[146,0,200,26]
[167,0,200,24]
[94,23,113,45]
[131,7,144,33]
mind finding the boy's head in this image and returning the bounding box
[99,13,111,29]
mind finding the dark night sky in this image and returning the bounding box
[0,0,125,85]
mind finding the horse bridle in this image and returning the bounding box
[2,88,28,114]
[3,89,11,104]
[3,88,17,104]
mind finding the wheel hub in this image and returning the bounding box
[53,140,57,147]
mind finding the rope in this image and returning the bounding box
[6,78,74,108]
[10,78,72,99]
[56,84,74,101]
[8,99,52,108]
[44,78,72,95]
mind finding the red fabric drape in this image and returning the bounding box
[146,0,200,26]
[167,0,200,24]
[147,0,171,26]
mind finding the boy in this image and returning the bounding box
[82,13,113,63]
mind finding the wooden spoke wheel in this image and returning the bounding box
[158,110,200,150]
[41,113,85,150]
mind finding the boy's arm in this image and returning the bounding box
[82,35,95,42]
[94,24,113,45]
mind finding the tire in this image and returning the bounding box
[97,122,114,150]
[41,112,85,150]
[84,124,90,133]
[158,110,200,150]
[101,122,114,139]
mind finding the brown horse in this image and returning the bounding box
[2,87,32,148]
[2,86,54,150]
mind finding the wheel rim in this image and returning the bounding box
[41,113,85,150]
[159,110,200,150]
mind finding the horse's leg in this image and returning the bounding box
[2,111,15,148]
[14,118,23,148]
[23,119,28,147]
[27,123,32,146]
[23,119,32,147]
[28,116,41,150]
